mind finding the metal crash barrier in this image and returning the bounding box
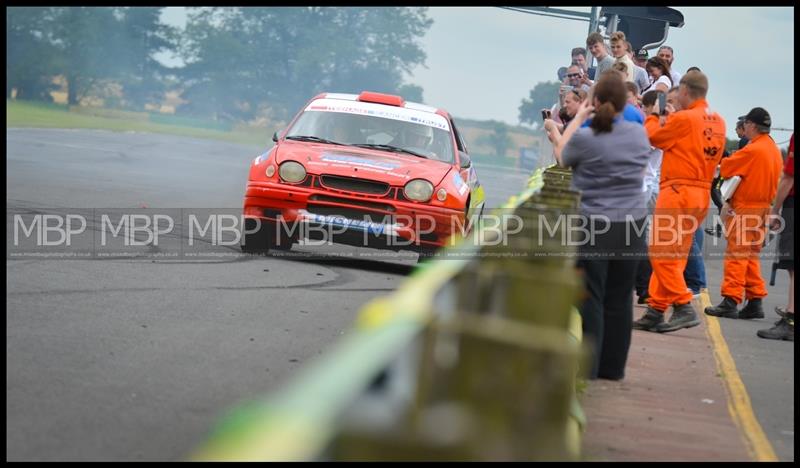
[191,165,588,461]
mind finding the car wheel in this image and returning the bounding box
[241,218,275,254]
[465,199,483,235]
[270,234,295,251]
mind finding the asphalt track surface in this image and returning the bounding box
[6,128,532,460]
[702,254,794,461]
[7,129,793,461]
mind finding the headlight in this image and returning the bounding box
[278,161,307,183]
[403,179,434,202]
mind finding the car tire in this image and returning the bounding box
[270,235,295,251]
[464,201,483,235]
[241,218,275,254]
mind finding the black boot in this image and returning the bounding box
[636,292,650,305]
[757,314,794,341]
[704,296,739,319]
[633,307,665,331]
[656,303,701,333]
[739,298,765,319]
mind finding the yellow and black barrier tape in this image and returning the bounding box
[191,164,586,461]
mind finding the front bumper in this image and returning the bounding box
[243,179,466,250]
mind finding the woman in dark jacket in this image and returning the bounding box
[552,71,652,380]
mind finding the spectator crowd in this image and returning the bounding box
[541,30,794,381]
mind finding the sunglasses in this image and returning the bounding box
[567,73,581,78]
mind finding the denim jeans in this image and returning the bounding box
[635,189,659,297]
[683,228,707,294]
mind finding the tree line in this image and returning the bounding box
[7,7,432,122]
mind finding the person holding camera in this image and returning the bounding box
[571,47,591,79]
[633,71,727,334]
[551,71,651,380]
[565,64,591,92]
[543,87,588,147]
[544,64,587,136]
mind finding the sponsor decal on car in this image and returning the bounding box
[320,153,402,170]
[254,149,273,164]
[409,116,448,128]
[453,172,468,196]
[298,209,399,236]
[305,98,450,131]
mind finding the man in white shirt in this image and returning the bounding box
[609,31,636,83]
[657,45,682,86]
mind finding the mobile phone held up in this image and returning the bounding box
[658,93,667,115]
[541,109,550,120]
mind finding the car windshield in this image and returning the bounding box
[285,108,455,163]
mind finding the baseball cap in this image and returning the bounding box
[635,48,649,59]
[738,107,771,128]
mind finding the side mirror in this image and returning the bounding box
[272,131,279,142]
[459,151,471,169]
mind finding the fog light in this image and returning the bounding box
[266,165,276,177]
[436,188,447,201]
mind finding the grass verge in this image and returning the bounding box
[6,99,273,147]
[7,100,528,171]
[470,152,520,170]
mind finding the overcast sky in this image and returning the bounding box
[159,6,794,142]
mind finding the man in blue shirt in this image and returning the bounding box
[580,70,645,128]
[581,102,644,127]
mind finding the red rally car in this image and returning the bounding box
[241,91,485,256]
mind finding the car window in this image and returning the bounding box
[286,109,455,163]
[451,119,468,153]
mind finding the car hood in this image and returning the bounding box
[275,141,453,186]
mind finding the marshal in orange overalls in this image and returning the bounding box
[719,133,783,303]
[645,99,726,312]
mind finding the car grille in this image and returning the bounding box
[319,175,390,195]
[308,194,395,212]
